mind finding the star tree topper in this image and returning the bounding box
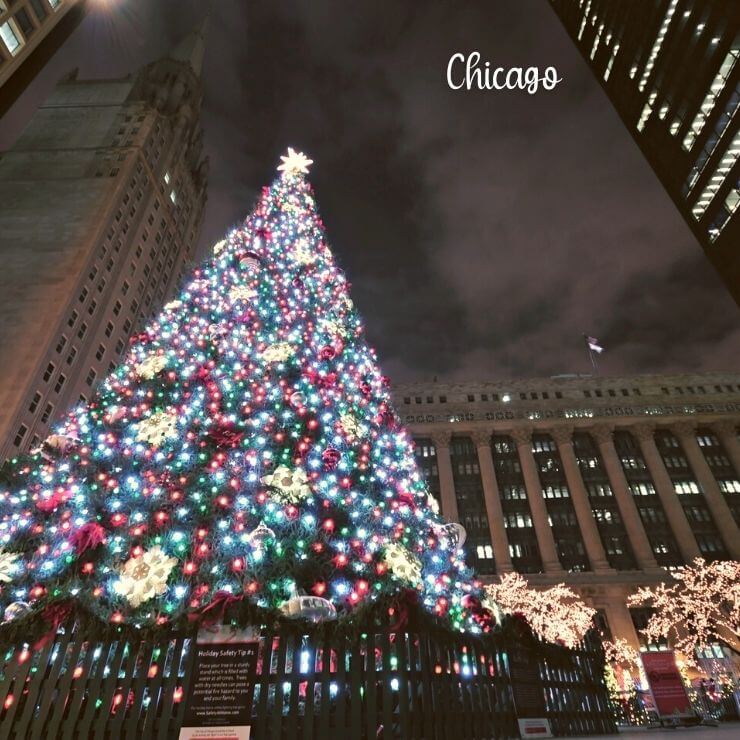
[278,147,313,175]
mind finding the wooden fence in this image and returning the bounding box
[0,616,615,739]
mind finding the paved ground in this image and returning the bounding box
[567,725,740,740]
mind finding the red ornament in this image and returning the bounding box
[322,447,341,470]
[318,345,336,361]
[209,427,244,449]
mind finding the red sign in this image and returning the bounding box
[641,651,692,718]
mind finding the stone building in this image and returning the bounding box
[0,0,87,116]
[0,21,209,462]
[394,371,740,652]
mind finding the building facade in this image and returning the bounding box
[0,22,209,462]
[0,0,87,116]
[394,372,740,651]
[549,0,740,303]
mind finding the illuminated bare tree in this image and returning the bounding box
[627,558,740,663]
[485,572,595,648]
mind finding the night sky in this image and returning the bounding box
[1,0,737,383]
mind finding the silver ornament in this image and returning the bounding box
[289,391,307,408]
[3,601,31,622]
[247,522,275,554]
[439,522,467,550]
[280,594,337,623]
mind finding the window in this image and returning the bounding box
[66,346,77,365]
[86,369,97,387]
[122,281,130,295]
[13,424,28,447]
[467,394,475,402]
[476,545,494,560]
[54,374,66,393]
[439,396,447,403]
[123,319,132,333]
[113,301,122,316]
[105,321,114,338]
[55,335,67,353]
[30,0,48,20]
[87,299,97,315]
[40,403,53,424]
[67,310,78,327]
[79,287,88,303]
[28,392,42,413]
[43,362,55,382]
[555,391,563,399]
[0,19,23,56]
[96,344,105,361]
[77,322,88,339]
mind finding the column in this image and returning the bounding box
[633,423,701,562]
[673,422,740,559]
[472,430,514,573]
[710,420,740,478]
[592,424,659,572]
[510,428,564,574]
[431,430,459,522]
[604,597,642,652]
[550,426,612,573]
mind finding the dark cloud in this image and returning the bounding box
[1,0,737,382]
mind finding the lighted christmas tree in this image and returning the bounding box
[0,149,492,637]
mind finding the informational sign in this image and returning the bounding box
[179,628,259,740]
[508,645,547,718]
[517,718,553,738]
[641,651,692,719]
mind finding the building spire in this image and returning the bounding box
[170,16,208,77]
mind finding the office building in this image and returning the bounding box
[0,21,209,461]
[550,0,740,302]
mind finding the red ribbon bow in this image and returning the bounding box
[69,522,107,555]
[189,590,244,627]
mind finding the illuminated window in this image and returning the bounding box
[0,19,23,56]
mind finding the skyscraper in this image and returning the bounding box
[0,0,88,117]
[549,1,740,303]
[0,21,209,462]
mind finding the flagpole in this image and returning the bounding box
[583,334,598,374]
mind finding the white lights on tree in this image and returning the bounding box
[627,557,740,664]
[485,572,596,648]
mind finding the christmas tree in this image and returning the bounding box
[0,149,492,637]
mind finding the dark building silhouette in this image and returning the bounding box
[550,0,740,302]
[0,0,88,117]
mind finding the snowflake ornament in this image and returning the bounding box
[164,299,183,311]
[427,495,440,515]
[383,542,422,585]
[277,147,313,175]
[229,285,258,303]
[113,545,177,607]
[320,318,347,338]
[339,413,366,440]
[0,550,20,583]
[135,353,168,380]
[262,343,295,363]
[261,465,313,504]
[213,239,227,255]
[293,239,315,265]
[135,410,179,448]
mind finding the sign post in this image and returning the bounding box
[509,644,553,738]
[641,651,693,722]
[179,627,259,740]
